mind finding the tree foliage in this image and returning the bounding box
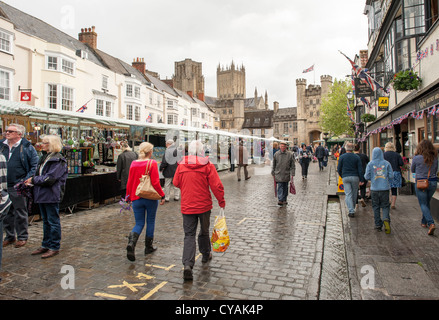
[319,79,354,137]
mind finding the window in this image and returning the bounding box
[61,86,74,111]
[46,54,76,76]
[102,75,108,90]
[134,105,140,121]
[48,56,58,70]
[0,29,13,54]
[149,92,153,104]
[167,114,178,125]
[134,86,140,99]
[46,84,74,110]
[62,59,74,75]
[48,84,57,109]
[404,0,425,36]
[105,101,112,117]
[284,123,288,133]
[126,105,133,120]
[96,100,104,116]
[293,122,298,132]
[126,84,133,97]
[274,124,279,134]
[0,69,11,100]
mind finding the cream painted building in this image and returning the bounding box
[0,2,214,133]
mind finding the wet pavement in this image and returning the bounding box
[0,158,438,303]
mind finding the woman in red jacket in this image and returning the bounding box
[125,142,165,261]
[173,140,225,281]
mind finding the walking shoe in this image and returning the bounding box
[277,201,284,206]
[14,240,27,248]
[3,239,16,247]
[375,225,382,232]
[41,250,59,259]
[31,247,49,255]
[360,199,366,207]
[183,265,193,281]
[245,176,251,180]
[383,220,391,234]
[428,224,436,236]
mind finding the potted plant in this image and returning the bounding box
[361,113,376,123]
[392,69,422,91]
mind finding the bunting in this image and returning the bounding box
[357,104,439,142]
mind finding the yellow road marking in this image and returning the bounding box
[139,281,168,300]
[108,281,146,292]
[136,273,155,280]
[94,292,127,300]
[145,263,176,271]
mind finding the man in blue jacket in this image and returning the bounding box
[337,142,364,217]
[1,123,38,248]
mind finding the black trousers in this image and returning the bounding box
[182,210,211,267]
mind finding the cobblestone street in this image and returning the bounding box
[0,160,332,301]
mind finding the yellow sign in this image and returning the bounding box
[378,97,389,111]
[378,97,389,107]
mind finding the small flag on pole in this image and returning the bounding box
[303,65,314,73]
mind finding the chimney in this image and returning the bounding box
[273,101,279,113]
[197,92,205,101]
[78,26,97,49]
[187,91,193,98]
[132,57,146,75]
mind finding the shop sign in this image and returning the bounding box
[378,97,389,111]
[20,91,32,102]
[354,78,374,97]
[416,87,439,111]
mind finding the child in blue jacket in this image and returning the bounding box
[364,147,394,233]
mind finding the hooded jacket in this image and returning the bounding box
[173,155,225,214]
[32,152,68,203]
[364,147,394,191]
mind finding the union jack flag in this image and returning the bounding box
[303,65,314,73]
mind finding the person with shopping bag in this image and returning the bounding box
[271,142,296,206]
[125,142,165,262]
[173,140,225,281]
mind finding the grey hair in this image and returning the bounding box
[188,140,204,156]
[7,123,25,135]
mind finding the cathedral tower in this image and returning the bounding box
[217,61,246,100]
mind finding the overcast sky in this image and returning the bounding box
[4,0,369,108]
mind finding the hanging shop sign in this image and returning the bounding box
[20,91,32,102]
[354,78,374,97]
[378,97,389,111]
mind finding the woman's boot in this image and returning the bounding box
[144,237,156,254]
[126,232,139,261]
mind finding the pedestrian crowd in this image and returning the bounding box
[337,140,437,236]
[0,126,437,283]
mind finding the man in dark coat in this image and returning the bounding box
[116,142,138,198]
[315,143,326,171]
[160,140,182,201]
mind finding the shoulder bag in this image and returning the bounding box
[416,165,431,191]
[135,160,162,200]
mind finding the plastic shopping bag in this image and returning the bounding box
[289,177,296,195]
[211,208,230,253]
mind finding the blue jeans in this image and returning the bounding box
[132,198,159,238]
[371,190,390,228]
[415,181,437,226]
[277,182,289,202]
[343,176,359,215]
[39,203,61,251]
